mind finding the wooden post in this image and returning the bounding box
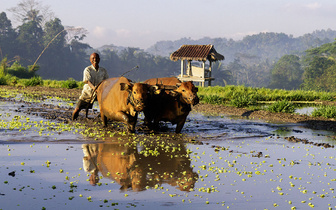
[202,61,205,78]
[180,60,184,78]
[208,61,212,86]
[187,60,191,76]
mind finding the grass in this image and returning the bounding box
[198,85,336,117]
[266,100,295,113]
[0,74,83,89]
[311,106,336,118]
[198,85,336,105]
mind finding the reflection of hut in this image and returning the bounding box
[170,45,224,87]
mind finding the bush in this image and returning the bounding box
[267,100,295,113]
[7,62,36,79]
[24,76,43,86]
[0,76,7,85]
[200,94,226,105]
[311,106,336,118]
[61,78,78,89]
[230,93,256,108]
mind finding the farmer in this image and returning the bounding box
[82,144,100,185]
[72,52,109,120]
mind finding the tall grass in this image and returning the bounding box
[198,85,336,106]
[312,106,336,118]
[0,75,83,89]
[266,100,295,113]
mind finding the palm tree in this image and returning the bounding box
[23,9,43,26]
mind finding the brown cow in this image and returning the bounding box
[143,77,199,133]
[95,76,152,132]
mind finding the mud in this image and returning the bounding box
[3,85,336,132]
[2,85,336,209]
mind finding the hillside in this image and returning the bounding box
[145,29,336,63]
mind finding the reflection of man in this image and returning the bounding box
[82,144,100,186]
[72,53,109,120]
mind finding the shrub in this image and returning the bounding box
[7,62,36,79]
[61,78,78,89]
[267,100,295,113]
[24,76,43,86]
[230,93,256,108]
[311,106,336,118]
[0,76,7,85]
[200,94,226,105]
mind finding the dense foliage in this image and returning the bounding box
[147,30,336,87]
[267,100,295,113]
[198,85,336,105]
[1,1,336,91]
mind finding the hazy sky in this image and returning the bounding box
[2,0,336,49]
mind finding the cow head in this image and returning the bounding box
[170,81,199,106]
[121,82,149,112]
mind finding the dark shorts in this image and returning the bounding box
[76,99,93,110]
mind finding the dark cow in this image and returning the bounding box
[96,76,152,132]
[143,77,199,133]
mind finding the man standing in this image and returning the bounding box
[72,53,109,120]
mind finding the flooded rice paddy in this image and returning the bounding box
[1,96,336,209]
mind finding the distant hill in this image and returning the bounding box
[145,29,336,63]
[95,44,128,54]
[91,29,336,88]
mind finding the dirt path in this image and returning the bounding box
[1,85,336,132]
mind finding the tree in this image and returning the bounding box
[301,41,336,91]
[42,18,65,48]
[0,12,17,61]
[8,0,54,28]
[269,55,303,90]
[23,9,43,26]
[313,64,336,91]
[16,20,44,65]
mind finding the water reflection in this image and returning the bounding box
[82,140,198,192]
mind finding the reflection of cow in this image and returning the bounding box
[95,77,152,132]
[143,77,199,133]
[86,140,198,192]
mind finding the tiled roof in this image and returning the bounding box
[170,45,224,62]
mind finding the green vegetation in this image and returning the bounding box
[229,92,256,108]
[266,100,295,113]
[23,76,43,86]
[198,85,336,105]
[61,78,79,89]
[198,85,336,116]
[0,72,83,89]
[2,1,336,88]
[311,106,336,118]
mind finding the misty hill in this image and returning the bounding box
[145,29,336,63]
[95,44,128,54]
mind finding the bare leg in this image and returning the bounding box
[175,117,186,133]
[72,107,80,121]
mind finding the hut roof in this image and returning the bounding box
[170,44,224,62]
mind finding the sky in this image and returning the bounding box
[1,0,336,49]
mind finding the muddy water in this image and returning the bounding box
[1,99,336,209]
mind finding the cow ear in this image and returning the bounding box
[176,83,181,87]
[120,83,132,92]
[169,90,179,97]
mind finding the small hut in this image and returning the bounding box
[170,44,224,87]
